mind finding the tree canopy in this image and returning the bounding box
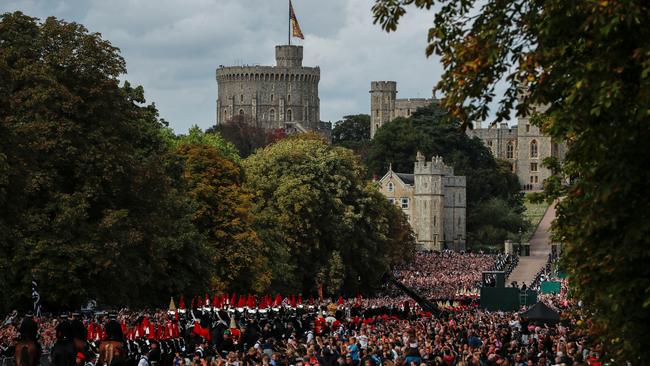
[162,125,241,163]
[210,115,287,158]
[0,12,211,310]
[244,134,415,296]
[372,0,650,361]
[331,114,371,157]
[175,143,270,294]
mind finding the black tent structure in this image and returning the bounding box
[520,301,560,324]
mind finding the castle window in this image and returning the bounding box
[526,124,530,132]
[407,109,411,116]
[388,198,396,205]
[401,198,409,209]
[287,109,292,121]
[530,176,534,183]
[287,94,291,104]
[387,182,394,192]
[531,162,538,172]
[271,94,274,102]
[223,109,228,122]
[434,216,436,227]
[534,176,539,183]
[240,94,244,102]
[487,139,493,147]
[506,141,514,159]
[269,109,275,121]
[239,109,244,116]
[530,140,538,158]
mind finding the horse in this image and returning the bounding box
[98,340,126,366]
[98,320,127,366]
[15,317,40,366]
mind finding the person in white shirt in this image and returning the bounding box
[138,350,150,366]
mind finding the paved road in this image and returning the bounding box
[507,201,556,286]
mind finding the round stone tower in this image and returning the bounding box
[216,45,320,132]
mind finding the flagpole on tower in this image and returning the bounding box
[288,0,291,45]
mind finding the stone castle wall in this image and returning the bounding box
[369,81,437,138]
[372,80,566,191]
[394,98,436,119]
[216,45,320,132]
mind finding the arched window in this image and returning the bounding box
[239,109,244,116]
[387,182,394,192]
[269,109,275,121]
[271,94,274,102]
[287,109,292,121]
[287,94,291,104]
[530,140,538,158]
[223,109,228,121]
[240,94,244,102]
[506,141,514,159]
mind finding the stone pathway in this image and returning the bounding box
[507,201,556,286]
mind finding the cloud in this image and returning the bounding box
[1,0,448,133]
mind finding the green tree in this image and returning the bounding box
[372,0,650,361]
[331,114,371,157]
[175,143,271,293]
[0,12,211,311]
[244,134,415,295]
[210,115,287,158]
[163,125,241,163]
[367,104,526,247]
[467,197,530,249]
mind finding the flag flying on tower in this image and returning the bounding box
[290,0,304,40]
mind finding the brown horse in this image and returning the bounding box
[15,316,40,366]
[98,340,126,366]
[14,340,40,366]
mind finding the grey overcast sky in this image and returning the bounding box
[1,0,447,133]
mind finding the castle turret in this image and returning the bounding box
[370,81,397,138]
[413,154,447,250]
[275,45,303,67]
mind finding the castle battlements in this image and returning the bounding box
[216,66,320,82]
[370,81,397,92]
[414,154,454,176]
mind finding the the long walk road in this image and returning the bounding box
[507,200,557,286]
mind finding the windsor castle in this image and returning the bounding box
[370,81,567,192]
[215,46,564,250]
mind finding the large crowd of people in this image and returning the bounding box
[1,251,599,366]
[391,251,518,300]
